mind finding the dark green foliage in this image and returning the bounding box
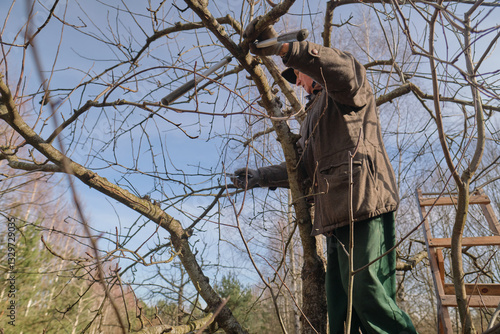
[214,273,281,333]
[0,220,94,334]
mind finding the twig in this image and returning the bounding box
[345,128,363,334]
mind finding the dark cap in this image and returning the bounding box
[281,68,296,84]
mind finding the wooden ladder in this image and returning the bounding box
[415,188,500,333]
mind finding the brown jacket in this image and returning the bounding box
[258,41,399,236]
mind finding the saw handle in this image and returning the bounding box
[255,29,309,48]
[277,29,309,43]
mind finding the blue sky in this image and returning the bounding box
[0,0,297,288]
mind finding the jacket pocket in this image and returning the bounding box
[314,152,379,228]
[319,160,362,177]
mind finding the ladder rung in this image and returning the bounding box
[419,194,490,207]
[440,295,500,308]
[444,283,500,296]
[429,236,500,248]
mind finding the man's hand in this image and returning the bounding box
[231,168,261,189]
[243,16,283,57]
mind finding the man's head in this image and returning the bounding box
[281,68,316,94]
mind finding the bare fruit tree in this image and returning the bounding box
[1,0,500,333]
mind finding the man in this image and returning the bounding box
[231,18,418,334]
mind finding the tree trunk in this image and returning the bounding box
[451,184,475,333]
[181,1,328,332]
[289,191,301,334]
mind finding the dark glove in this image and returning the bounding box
[243,16,282,57]
[231,168,261,189]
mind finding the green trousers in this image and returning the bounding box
[326,212,417,334]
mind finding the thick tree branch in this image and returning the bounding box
[0,73,237,334]
[131,16,241,64]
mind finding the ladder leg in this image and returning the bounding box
[438,304,453,334]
